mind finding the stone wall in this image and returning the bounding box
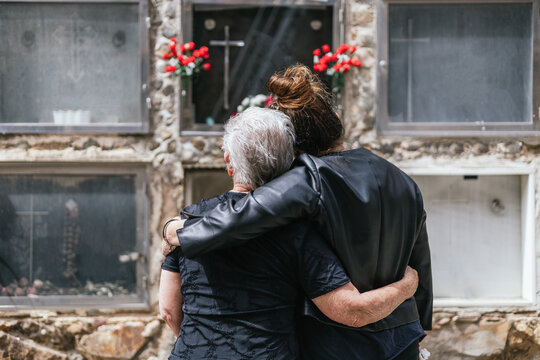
[0,0,539,359]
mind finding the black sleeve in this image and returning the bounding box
[296,227,351,299]
[178,158,323,258]
[161,247,181,273]
[409,187,433,330]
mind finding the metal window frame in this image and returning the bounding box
[0,0,150,134]
[179,0,344,136]
[376,0,540,137]
[0,163,150,310]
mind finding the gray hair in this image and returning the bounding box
[223,107,296,189]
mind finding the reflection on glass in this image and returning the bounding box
[389,4,532,123]
[192,6,333,124]
[0,175,138,297]
[0,3,140,125]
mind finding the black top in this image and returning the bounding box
[162,192,351,360]
[177,149,433,332]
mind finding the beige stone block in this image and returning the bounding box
[0,330,68,360]
[350,4,374,27]
[77,322,147,360]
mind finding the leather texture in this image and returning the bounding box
[178,148,433,331]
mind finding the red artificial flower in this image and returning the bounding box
[179,44,186,53]
[169,37,177,43]
[203,53,210,59]
[349,46,357,53]
[343,64,351,72]
[351,58,362,67]
[333,63,341,72]
[313,48,321,57]
[322,44,331,53]
[168,43,177,55]
[336,43,350,55]
[319,63,328,71]
[193,50,201,58]
[165,65,176,73]
[265,95,273,107]
[331,53,338,62]
[319,55,331,65]
[187,42,195,50]
[179,56,188,66]
[200,46,209,55]
[162,53,171,60]
[187,56,195,63]
[203,63,211,71]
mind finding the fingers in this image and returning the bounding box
[162,239,176,256]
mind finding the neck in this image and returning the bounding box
[319,142,345,156]
[231,183,253,193]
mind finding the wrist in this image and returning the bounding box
[162,217,181,244]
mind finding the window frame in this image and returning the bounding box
[376,0,540,137]
[0,0,150,134]
[179,0,345,136]
[404,166,536,308]
[0,163,150,310]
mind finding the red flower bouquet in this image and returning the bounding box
[163,38,211,78]
[312,43,362,94]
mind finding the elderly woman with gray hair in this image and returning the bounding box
[159,107,418,360]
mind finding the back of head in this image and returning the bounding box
[223,107,295,189]
[267,64,343,156]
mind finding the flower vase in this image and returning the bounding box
[181,76,190,110]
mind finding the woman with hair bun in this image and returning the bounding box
[168,64,432,360]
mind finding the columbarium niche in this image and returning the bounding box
[180,0,342,132]
[0,166,149,309]
[184,168,233,205]
[410,171,535,305]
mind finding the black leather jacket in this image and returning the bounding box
[178,148,433,331]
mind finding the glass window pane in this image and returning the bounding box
[185,169,233,204]
[411,175,522,299]
[192,6,333,124]
[0,175,139,298]
[388,4,532,124]
[0,3,141,125]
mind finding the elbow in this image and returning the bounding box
[323,307,373,328]
[338,310,372,328]
[159,303,174,325]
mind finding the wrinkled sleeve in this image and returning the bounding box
[297,227,351,299]
[178,162,322,258]
[161,247,181,273]
[409,187,433,330]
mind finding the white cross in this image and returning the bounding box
[210,25,245,110]
[16,194,49,283]
[52,13,97,83]
[391,19,430,123]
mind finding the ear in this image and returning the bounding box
[224,152,233,177]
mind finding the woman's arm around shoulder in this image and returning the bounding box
[177,161,322,258]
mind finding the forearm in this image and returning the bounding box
[159,270,183,337]
[313,267,418,328]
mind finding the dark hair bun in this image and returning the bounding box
[267,65,322,110]
[266,64,343,156]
